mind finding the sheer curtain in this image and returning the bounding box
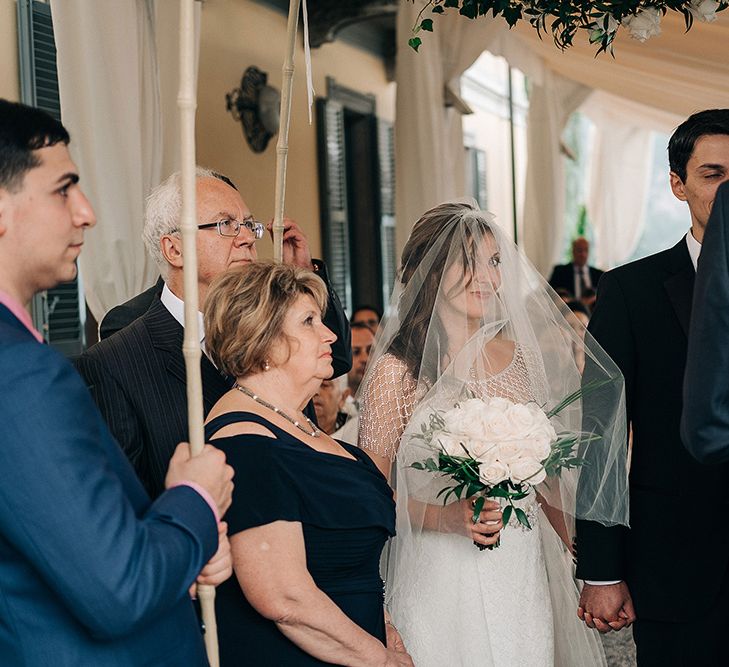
[581,91,683,269]
[521,69,590,276]
[395,0,504,255]
[49,0,201,321]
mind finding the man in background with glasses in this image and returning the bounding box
[76,167,351,499]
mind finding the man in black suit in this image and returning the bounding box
[575,109,729,666]
[548,237,603,299]
[99,276,163,339]
[76,168,351,498]
[682,180,729,462]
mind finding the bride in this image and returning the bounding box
[358,202,629,666]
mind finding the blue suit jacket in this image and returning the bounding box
[682,181,729,463]
[0,305,217,665]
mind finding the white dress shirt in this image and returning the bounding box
[160,283,207,353]
[686,228,702,271]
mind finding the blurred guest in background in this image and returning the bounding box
[351,304,381,333]
[549,237,603,300]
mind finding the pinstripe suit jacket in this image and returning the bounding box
[75,298,232,498]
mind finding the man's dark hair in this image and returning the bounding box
[350,304,382,323]
[668,109,729,183]
[0,99,70,192]
[350,321,375,336]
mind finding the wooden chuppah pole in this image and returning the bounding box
[273,0,302,262]
[178,1,219,666]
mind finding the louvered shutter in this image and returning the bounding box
[377,119,397,308]
[317,98,352,314]
[18,0,86,356]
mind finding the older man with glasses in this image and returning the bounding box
[76,167,351,499]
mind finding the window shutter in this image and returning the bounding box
[377,119,397,307]
[17,0,86,356]
[317,98,353,314]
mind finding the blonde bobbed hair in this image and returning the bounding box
[204,261,328,379]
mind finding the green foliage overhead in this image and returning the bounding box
[408,0,728,55]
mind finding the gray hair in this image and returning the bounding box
[142,166,221,276]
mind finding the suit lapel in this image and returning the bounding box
[143,298,231,411]
[663,238,695,338]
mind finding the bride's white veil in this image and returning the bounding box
[358,202,629,665]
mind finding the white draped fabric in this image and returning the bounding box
[50,0,201,321]
[394,2,505,255]
[521,70,590,276]
[580,92,684,269]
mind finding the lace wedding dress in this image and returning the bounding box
[360,346,601,667]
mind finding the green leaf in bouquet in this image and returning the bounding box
[472,495,485,523]
[514,507,532,530]
[467,480,486,497]
[487,483,511,499]
[408,37,422,51]
[411,461,425,470]
[546,378,616,418]
[420,18,434,31]
[502,504,513,527]
[425,457,439,472]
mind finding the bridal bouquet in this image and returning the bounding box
[410,388,591,550]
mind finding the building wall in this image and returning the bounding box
[0,0,20,101]
[196,0,395,259]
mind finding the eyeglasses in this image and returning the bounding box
[196,218,265,239]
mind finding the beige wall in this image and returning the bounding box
[196,0,395,258]
[0,0,19,101]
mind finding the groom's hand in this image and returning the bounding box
[578,582,636,633]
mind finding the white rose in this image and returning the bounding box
[524,436,553,462]
[469,439,499,461]
[436,433,465,456]
[510,458,546,485]
[497,439,524,465]
[479,459,510,486]
[689,0,720,22]
[622,7,662,42]
[442,406,467,435]
[507,403,540,436]
[487,396,514,412]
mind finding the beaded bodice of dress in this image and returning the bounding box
[359,343,549,462]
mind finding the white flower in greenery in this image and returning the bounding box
[442,406,468,436]
[482,410,514,441]
[689,0,720,22]
[524,436,553,462]
[622,7,662,42]
[507,402,542,433]
[469,439,499,461]
[510,458,547,485]
[437,433,465,457]
[497,439,524,464]
[480,459,510,486]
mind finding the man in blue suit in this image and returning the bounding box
[682,180,729,462]
[0,99,234,665]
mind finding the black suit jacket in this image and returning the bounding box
[76,299,231,499]
[548,263,603,296]
[682,182,729,462]
[99,277,164,340]
[575,237,729,623]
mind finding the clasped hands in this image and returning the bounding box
[577,582,636,633]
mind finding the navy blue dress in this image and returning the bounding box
[205,412,395,666]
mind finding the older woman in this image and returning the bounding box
[203,261,410,667]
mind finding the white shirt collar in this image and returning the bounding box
[685,229,702,272]
[160,283,205,344]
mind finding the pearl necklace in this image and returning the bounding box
[233,383,321,438]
